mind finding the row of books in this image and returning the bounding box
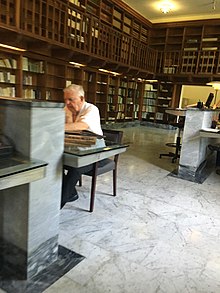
[142,105,155,113]
[24,89,41,99]
[143,92,157,99]
[0,72,15,83]
[22,57,44,73]
[0,58,17,69]
[0,86,15,97]
[143,99,156,106]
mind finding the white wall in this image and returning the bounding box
[179,85,216,107]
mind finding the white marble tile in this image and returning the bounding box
[44,125,220,293]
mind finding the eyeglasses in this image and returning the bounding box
[65,97,79,102]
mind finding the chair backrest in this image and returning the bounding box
[102,129,123,144]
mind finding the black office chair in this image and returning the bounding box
[80,129,123,212]
[159,117,185,163]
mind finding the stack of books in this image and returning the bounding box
[64,130,104,147]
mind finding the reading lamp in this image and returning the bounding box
[206,81,220,105]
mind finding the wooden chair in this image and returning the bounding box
[80,129,123,212]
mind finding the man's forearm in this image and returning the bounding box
[65,121,89,131]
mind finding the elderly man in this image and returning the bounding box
[61,84,105,209]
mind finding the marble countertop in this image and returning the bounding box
[0,154,48,190]
[0,96,64,108]
[0,154,47,178]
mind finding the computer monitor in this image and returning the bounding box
[205,93,214,108]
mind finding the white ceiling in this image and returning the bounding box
[122,0,220,23]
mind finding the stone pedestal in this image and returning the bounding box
[178,108,220,182]
[0,98,65,279]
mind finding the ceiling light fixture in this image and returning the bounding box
[99,69,121,76]
[212,0,216,10]
[69,61,85,67]
[0,43,26,52]
[159,1,173,14]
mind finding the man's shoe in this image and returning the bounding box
[68,193,79,202]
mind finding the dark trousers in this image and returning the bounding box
[61,160,109,208]
[61,164,93,208]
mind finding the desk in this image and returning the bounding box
[177,109,220,182]
[64,142,128,168]
[0,155,47,190]
[165,108,186,117]
[200,129,220,138]
[63,142,128,212]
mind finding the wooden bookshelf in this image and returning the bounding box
[107,75,118,122]
[0,51,20,98]
[156,81,173,124]
[96,73,108,121]
[141,82,157,122]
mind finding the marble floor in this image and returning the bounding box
[3,125,220,293]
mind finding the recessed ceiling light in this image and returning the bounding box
[158,1,174,14]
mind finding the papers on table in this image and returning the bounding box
[200,128,220,133]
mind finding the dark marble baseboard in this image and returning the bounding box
[102,120,140,129]
[102,121,175,130]
[169,155,216,184]
[0,245,85,293]
[0,236,59,280]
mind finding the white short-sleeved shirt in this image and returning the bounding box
[65,101,103,136]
